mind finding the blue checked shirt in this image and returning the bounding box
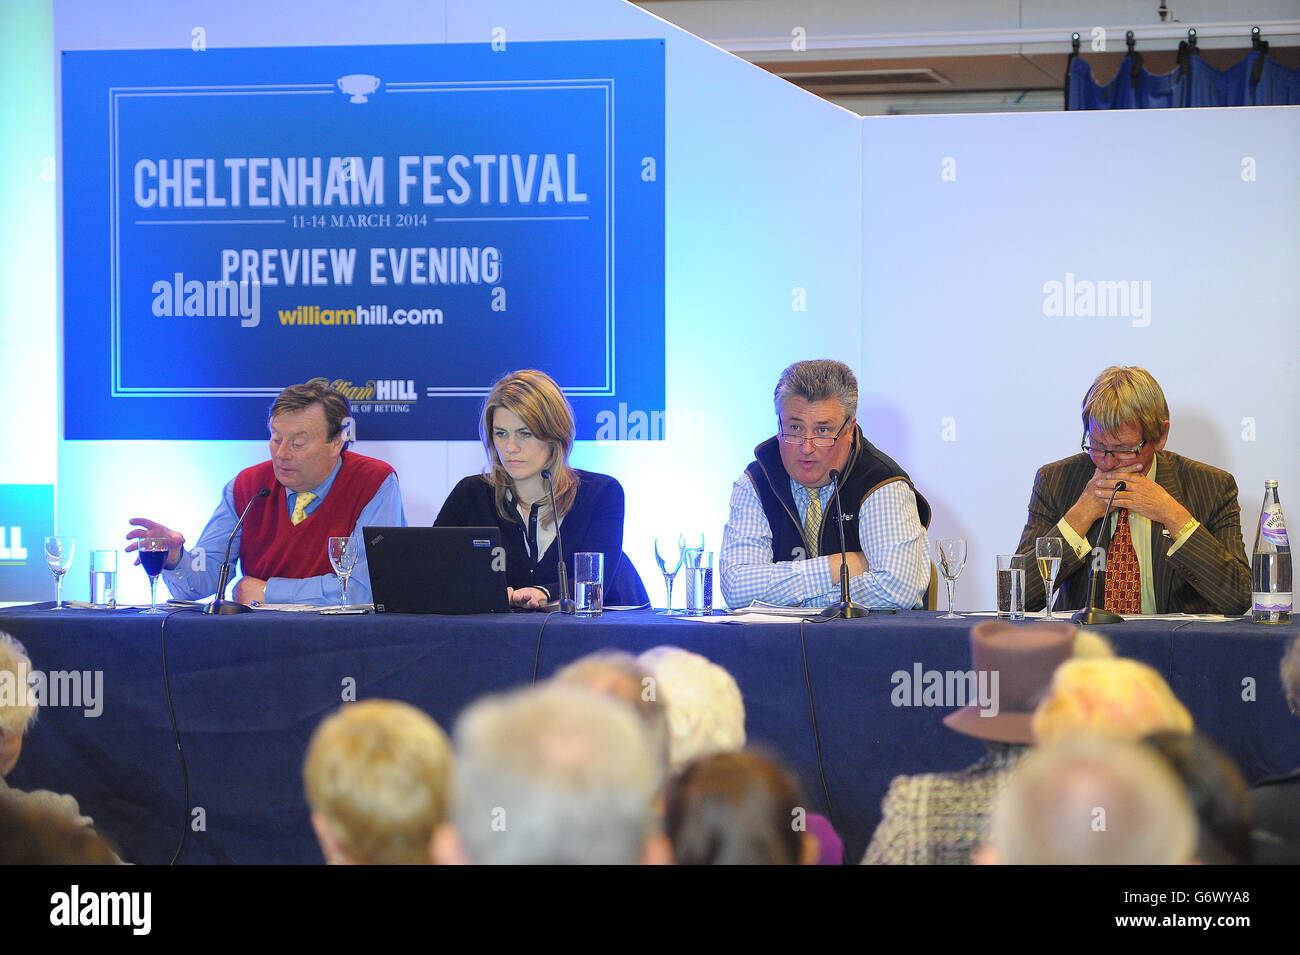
[719,473,930,610]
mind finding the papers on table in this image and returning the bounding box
[961,610,1244,623]
[732,601,825,618]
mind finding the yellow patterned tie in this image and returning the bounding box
[291,491,317,526]
[804,488,823,559]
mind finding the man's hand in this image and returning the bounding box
[507,586,549,610]
[125,518,184,570]
[233,576,267,606]
[1063,464,1145,537]
[827,550,868,579]
[1097,472,1193,530]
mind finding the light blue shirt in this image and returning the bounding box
[719,473,930,610]
[161,458,406,606]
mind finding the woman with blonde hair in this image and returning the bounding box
[1031,656,1193,745]
[435,369,643,608]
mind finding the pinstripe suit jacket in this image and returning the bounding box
[1014,451,1252,615]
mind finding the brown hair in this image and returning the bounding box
[270,381,353,447]
[1081,366,1169,444]
[479,370,576,527]
[664,749,806,865]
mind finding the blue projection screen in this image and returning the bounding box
[61,40,664,440]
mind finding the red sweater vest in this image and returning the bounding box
[232,451,393,581]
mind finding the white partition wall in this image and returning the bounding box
[862,106,1300,609]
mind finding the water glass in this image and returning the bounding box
[996,554,1026,620]
[684,549,714,616]
[89,550,118,609]
[574,552,603,617]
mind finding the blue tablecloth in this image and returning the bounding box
[1,605,1294,864]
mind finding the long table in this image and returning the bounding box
[1,604,1295,864]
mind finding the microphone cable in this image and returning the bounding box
[158,606,203,865]
[530,609,563,685]
[798,613,838,831]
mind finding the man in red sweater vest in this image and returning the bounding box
[125,382,404,607]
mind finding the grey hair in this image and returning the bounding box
[553,651,670,780]
[0,632,37,738]
[1281,634,1300,711]
[636,646,745,771]
[990,734,1196,865]
[449,684,659,865]
[773,359,858,422]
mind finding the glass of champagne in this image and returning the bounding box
[934,538,968,619]
[1036,537,1064,620]
[43,536,75,610]
[138,536,170,614]
[329,537,359,610]
[653,535,685,615]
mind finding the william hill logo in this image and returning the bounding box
[308,376,416,414]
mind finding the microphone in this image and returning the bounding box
[540,469,575,614]
[1071,480,1126,626]
[819,468,869,620]
[207,487,271,615]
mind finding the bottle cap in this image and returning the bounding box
[1266,479,1278,488]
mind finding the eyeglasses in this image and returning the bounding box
[1081,437,1146,460]
[779,418,850,448]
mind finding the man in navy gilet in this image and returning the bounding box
[719,360,931,610]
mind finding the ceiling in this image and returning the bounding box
[632,1,1300,112]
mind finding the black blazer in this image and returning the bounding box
[434,469,630,602]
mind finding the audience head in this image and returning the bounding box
[0,631,36,776]
[988,734,1197,865]
[665,749,814,865]
[942,621,1084,744]
[553,650,668,772]
[1281,634,1300,719]
[0,799,119,865]
[435,683,666,865]
[1032,657,1193,745]
[1144,731,1252,865]
[479,369,576,525]
[637,646,745,770]
[302,699,452,865]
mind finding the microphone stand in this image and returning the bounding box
[540,469,576,614]
[1071,480,1126,625]
[820,468,868,619]
[207,487,271,615]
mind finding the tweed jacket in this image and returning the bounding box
[1013,450,1251,615]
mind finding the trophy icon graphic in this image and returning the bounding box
[337,74,381,103]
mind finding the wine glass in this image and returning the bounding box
[1036,537,1064,620]
[654,535,685,615]
[138,537,170,614]
[329,537,359,610]
[43,536,75,610]
[934,538,967,619]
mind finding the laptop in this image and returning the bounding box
[364,526,510,614]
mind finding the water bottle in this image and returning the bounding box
[1252,479,1292,624]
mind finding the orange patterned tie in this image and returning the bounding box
[1104,508,1141,614]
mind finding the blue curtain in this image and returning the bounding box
[1068,51,1300,109]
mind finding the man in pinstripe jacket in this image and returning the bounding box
[1015,366,1251,616]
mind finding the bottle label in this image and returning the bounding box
[1262,505,1289,547]
[1254,593,1293,613]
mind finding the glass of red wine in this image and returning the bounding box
[138,537,170,615]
